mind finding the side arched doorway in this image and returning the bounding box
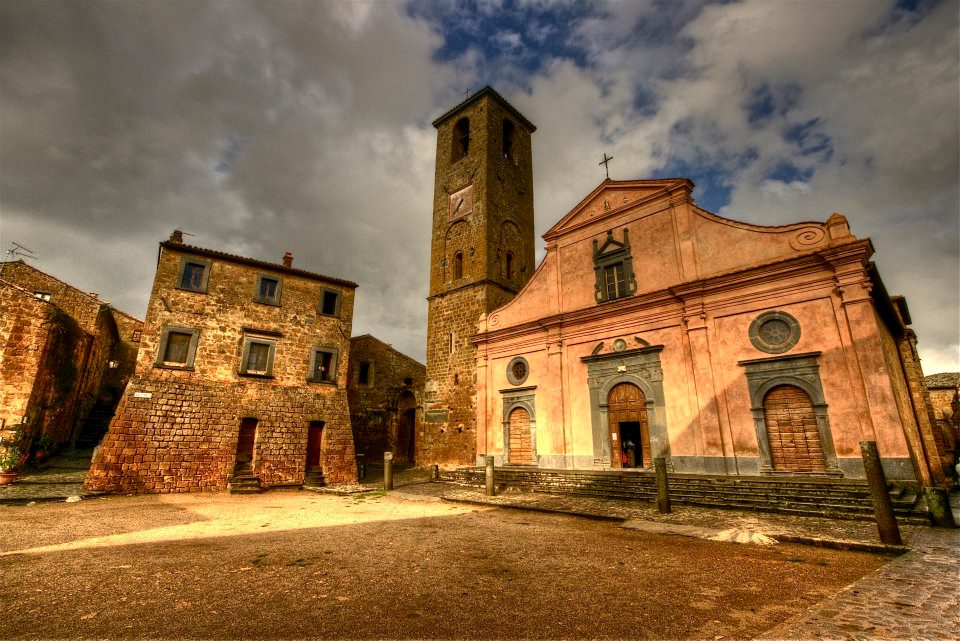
[396,391,417,465]
[507,406,533,464]
[607,383,651,469]
[762,385,827,472]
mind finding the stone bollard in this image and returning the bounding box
[860,441,902,545]
[383,451,393,491]
[485,455,496,497]
[356,453,366,481]
[654,457,671,514]
[923,487,957,528]
[431,464,440,482]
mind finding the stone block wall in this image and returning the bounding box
[85,376,355,492]
[347,334,425,463]
[0,280,90,450]
[87,238,358,492]
[1,261,104,332]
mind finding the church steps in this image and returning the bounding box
[443,468,928,523]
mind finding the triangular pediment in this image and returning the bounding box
[543,178,693,242]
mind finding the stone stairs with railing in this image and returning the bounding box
[442,467,930,524]
[303,466,325,488]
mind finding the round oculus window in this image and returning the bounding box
[749,311,801,354]
[506,356,530,386]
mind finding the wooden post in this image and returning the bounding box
[485,455,496,497]
[860,441,902,545]
[383,451,393,491]
[655,457,671,514]
[923,487,957,528]
[431,464,440,481]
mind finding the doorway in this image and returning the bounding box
[396,391,417,465]
[762,385,826,472]
[236,418,257,467]
[306,421,324,471]
[607,383,651,469]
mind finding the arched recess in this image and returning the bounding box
[499,220,523,280]
[740,353,840,475]
[452,117,469,162]
[444,221,469,282]
[584,345,668,469]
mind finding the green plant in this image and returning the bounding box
[0,445,23,472]
[35,434,54,451]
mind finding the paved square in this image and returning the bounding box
[1,491,888,640]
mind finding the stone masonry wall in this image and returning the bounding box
[1,261,104,332]
[86,241,358,492]
[0,280,90,449]
[424,90,536,467]
[85,376,355,492]
[347,335,425,463]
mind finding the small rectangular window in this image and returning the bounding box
[358,361,371,385]
[131,329,142,343]
[309,348,338,384]
[164,332,192,364]
[604,263,626,300]
[155,326,200,369]
[240,337,276,376]
[176,257,211,293]
[320,289,340,317]
[34,292,51,301]
[254,274,282,305]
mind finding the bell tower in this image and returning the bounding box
[423,87,537,466]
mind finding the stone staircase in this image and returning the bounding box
[443,467,930,524]
[73,400,117,449]
[303,466,325,488]
[228,463,261,494]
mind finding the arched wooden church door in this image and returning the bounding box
[607,383,651,469]
[507,407,532,464]
[762,385,826,472]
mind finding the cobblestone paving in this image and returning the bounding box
[0,450,94,503]
[389,481,959,641]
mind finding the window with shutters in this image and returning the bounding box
[593,229,637,303]
[155,326,200,370]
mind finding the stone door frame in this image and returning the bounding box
[739,352,840,475]
[583,346,669,469]
[500,386,537,465]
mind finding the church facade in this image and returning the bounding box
[425,88,950,486]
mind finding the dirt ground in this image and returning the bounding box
[0,491,888,640]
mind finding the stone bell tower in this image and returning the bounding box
[423,87,537,466]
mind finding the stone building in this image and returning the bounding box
[0,261,141,455]
[423,87,537,466]
[924,372,959,467]
[472,176,951,486]
[85,232,358,493]
[424,88,950,487]
[347,334,425,465]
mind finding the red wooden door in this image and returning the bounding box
[306,421,324,469]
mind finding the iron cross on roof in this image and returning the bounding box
[599,153,613,179]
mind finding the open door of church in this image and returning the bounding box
[607,383,651,468]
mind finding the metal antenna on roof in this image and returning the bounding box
[1,242,38,279]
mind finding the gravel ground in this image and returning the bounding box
[0,491,888,640]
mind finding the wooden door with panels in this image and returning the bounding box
[607,383,651,469]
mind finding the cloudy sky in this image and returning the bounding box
[1,0,957,372]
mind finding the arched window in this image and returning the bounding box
[502,119,515,160]
[505,251,514,280]
[453,251,463,280]
[452,117,470,162]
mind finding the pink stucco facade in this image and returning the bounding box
[474,179,948,483]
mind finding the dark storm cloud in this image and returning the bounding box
[2,0,957,371]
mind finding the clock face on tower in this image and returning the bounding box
[448,184,474,221]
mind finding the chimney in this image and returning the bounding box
[89,292,98,299]
[282,252,293,268]
[170,230,184,244]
